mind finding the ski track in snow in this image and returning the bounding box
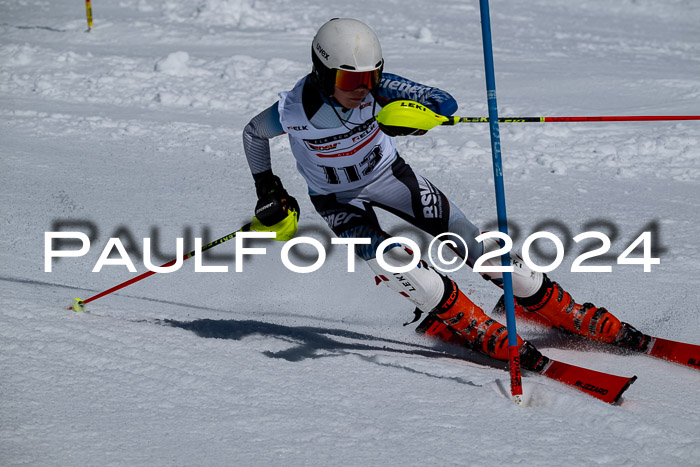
[2,0,699,465]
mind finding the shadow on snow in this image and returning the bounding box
[164,318,508,386]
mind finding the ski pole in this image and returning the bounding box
[478,0,524,406]
[447,115,700,124]
[85,0,93,32]
[376,100,700,132]
[69,223,251,311]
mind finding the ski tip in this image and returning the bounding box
[614,375,638,404]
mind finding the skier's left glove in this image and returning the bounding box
[376,98,429,137]
[379,123,428,136]
[250,171,300,241]
[377,122,427,137]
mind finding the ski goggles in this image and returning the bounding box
[334,68,382,91]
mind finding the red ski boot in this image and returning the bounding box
[416,310,549,371]
[430,280,524,361]
[519,277,622,343]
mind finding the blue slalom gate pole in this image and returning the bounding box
[478,0,524,405]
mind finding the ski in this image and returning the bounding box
[415,313,636,404]
[535,358,636,404]
[492,295,700,371]
[643,337,700,370]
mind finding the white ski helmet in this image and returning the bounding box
[311,18,384,96]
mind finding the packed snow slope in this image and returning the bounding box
[1,0,699,465]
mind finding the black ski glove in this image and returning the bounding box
[377,122,427,137]
[375,97,429,137]
[253,171,300,227]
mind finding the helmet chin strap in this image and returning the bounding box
[327,94,365,130]
[329,95,349,111]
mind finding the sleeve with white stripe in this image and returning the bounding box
[242,101,285,175]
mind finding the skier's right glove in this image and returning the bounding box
[250,171,300,241]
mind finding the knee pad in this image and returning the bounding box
[367,244,448,312]
[478,235,543,298]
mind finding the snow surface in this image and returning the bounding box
[2,0,700,465]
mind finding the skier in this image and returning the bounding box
[242,18,649,369]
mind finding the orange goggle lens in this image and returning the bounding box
[334,69,382,91]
